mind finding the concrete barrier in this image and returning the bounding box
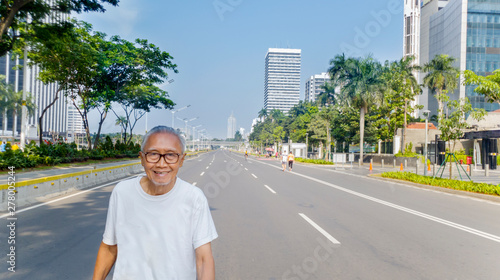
[0,161,143,211]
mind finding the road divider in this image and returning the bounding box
[0,161,143,211]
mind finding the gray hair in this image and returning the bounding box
[141,126,186,154]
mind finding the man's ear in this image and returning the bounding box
[178,153,186,167]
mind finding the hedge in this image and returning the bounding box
[380,171,500,196]
[295,158,334,165]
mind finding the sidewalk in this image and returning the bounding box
[0,159,141,185]
[300,161,500,185]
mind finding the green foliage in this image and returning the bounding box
[381,172,500,196]
[295,158,334,165]
[0,134,141,170]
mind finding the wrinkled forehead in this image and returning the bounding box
[143,132,182,152]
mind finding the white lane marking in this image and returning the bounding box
[240,164,243,167]
[251,174,257,179]
[193,182,197,186]
[200,172,205,176]
[224,160,227,163]
[244,168,248,171]
[206,166,209,169]
[255,160,500,244]
[299,213,341,245]
[264,184,277,194]
[0,175,138,219]
[198,160,202,162]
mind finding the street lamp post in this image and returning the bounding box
[171,105,191,128]
[192,125,202,151]
[177,117,198,139]
[423,110,430,176]
[305,132,309,158]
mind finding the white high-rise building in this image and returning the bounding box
[264,48,301,113]
[404,0,422,117]
[305,72,330,103]
[0,55,68,137]
[66,100,85,134]
[226,112,236,139]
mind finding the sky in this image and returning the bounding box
[76,0,405,139]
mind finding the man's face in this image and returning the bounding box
[140,132,185,187]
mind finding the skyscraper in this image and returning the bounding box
[417,0,500,116]
[264,48,301,113]
[0,55,68,137]
[227,112,236,139]
[305,72,330,103]
[403,0,422,116]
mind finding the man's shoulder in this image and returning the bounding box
[176,178,207,203]
[113,175,141,193]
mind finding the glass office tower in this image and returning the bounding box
[466,0,500,111]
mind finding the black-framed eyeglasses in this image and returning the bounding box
[143,152,182,164]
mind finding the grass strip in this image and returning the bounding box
[380,171,500,196]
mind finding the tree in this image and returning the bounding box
[438,95,486,179]
[0,75,15,135]
[257,108,268,120]
[234,130,243,141]
[423,54,460,125]
[115,115,127,141]
[98,35,177,146]
[463,69,500,105]
[316,82,336,107]
[111,85,174,144]
[382,56,422,152]
[25,21,107,146]
[0,75,35,136]
[329,54,384,163]
[0,0,119,56]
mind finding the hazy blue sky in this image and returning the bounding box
[77,0,404,139]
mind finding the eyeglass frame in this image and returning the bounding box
[142,152,183,164]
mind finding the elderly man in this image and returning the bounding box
[93,126,218,280]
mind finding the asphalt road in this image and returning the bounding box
[1,150,499,279]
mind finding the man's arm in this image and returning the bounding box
[196,242,215,280]
[93,242,118,280]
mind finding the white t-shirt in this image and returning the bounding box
[102,175,218,279]
[282,154,288,162]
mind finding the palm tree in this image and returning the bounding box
[388,56,421,152]
[115,116,127,142]
[316,82,336,107]
[423,54,459,125]
[257,108,268,121]
[329,54,384,163]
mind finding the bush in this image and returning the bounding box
[381,171,500,196]
[295,158,334,165]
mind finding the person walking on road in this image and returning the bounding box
[281,152,288,171]
[287,151,295,171]
[93,126,218,280]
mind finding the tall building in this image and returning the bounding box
[264,48,301,113]
[0,55,68,137]
[305,72,330,103]
[0,7,70,139]
[417,0,500,117]
[403,0,422,116]
[66,101,85,134]
[226,112,236,139]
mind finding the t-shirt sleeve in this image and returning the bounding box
[102,189,118,245]
[192,191,218,249]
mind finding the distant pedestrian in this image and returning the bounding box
[287,152,295,171]
[281,152,288,171]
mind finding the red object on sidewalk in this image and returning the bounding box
[466,156,472,165]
